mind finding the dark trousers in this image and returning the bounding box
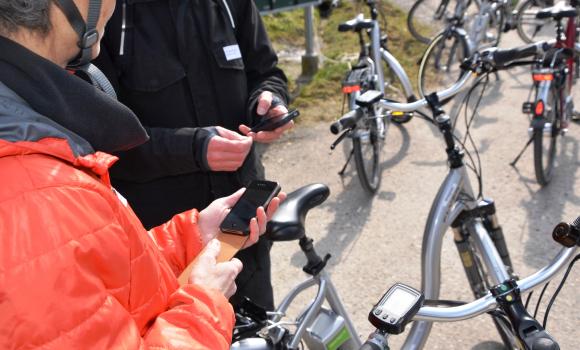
[230,237,274,310]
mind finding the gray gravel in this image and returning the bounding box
[262,24,580,350]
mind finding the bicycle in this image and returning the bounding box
[329,0,417,194]
[408,0,478,45]
[352,41,565,348]
[231,183,363,350]
[510,1,580,185]
[359,215,579,350]
[516,0,556,43]
[417,0,518,98]
[233,50,580,347]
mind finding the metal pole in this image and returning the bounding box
[301,5,319,80]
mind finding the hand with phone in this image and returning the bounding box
[178,182,285,285]
[197,184,285,248]
[239,91,294,143]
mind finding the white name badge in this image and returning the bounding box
[223,44,242,61]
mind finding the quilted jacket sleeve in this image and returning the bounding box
[0,162,233,350]
[147,209,205,276]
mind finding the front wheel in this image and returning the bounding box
[352,116,383,194]
[407,0,452,44]
[533,85,559,186]
[516,0,556,43]
[418,29,469,99]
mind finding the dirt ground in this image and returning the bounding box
[262,25,580,349]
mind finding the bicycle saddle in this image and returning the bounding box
[265,184,330,241]
[536,2,577,20]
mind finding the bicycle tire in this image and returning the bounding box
[533,84,559,186]
[516,0,556,44]
[352,117,382,194]
[408,0,452,44]
[485,6,504,48]
[418,29,469,100]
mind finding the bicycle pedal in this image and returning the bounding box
[522,102,533,114]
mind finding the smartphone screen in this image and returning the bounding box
[220,180,281,236]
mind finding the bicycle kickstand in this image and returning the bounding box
[339,149,354,176]
[510,135,534,167]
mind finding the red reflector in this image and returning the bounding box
[535,100,544,116]
[342,85,361,94]
[532,73,553,81]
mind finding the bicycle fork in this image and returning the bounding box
[452,198,515,295]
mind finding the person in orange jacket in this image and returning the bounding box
[0,0,283,349]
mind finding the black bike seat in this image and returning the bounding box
[536,3,577,20]
[338,17,374,32]
[265,184,330,242]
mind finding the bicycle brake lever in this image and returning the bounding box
[330,128,353,150]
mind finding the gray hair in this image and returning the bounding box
[0,0,52,36]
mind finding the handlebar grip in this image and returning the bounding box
[532,337,560,350]
[493,42,543,66]
[330,109,361,134]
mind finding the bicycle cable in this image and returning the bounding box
[524,290,534,310]
[533,281,550,319]
[542,253,580,329]
[450,73,490,199]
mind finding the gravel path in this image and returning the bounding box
[261,6,580,350]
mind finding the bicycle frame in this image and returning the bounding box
[401,164,512,349]
[269,270,362,349]
[370,21,415,100]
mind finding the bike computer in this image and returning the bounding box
[368,283,424,334]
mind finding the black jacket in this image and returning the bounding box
[94,0,289,228]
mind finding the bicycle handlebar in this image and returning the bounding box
[413,246,577,322]
[330,108,363,134]
[491,41,550,67]
[377,41,553,114]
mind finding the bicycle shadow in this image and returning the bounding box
[519,135,580,269]
[287,124,411,267]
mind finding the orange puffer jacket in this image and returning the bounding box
[0,137,234,349]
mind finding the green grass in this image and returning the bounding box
[262,0,427,123]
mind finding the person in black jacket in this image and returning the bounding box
[93,0,291,310]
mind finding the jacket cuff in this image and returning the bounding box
[193,127,218,172]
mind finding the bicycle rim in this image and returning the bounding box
[516,0,557,43]
[418,30,468,99]
[533,89,558,186]
[408,0,451,44]
[353,120,382,193]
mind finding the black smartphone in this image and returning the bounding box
[250,109,300,133]
[219,180,281,236]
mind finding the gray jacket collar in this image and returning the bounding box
[0,81,94,157]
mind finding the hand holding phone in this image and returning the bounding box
[250,109,300,133]
[219,180,281,236]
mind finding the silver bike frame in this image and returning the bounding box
[271,270,362,350]
[371,20,415,99]
[345,18,414,110]
[378,72,518,349]
[399,162,514,349]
